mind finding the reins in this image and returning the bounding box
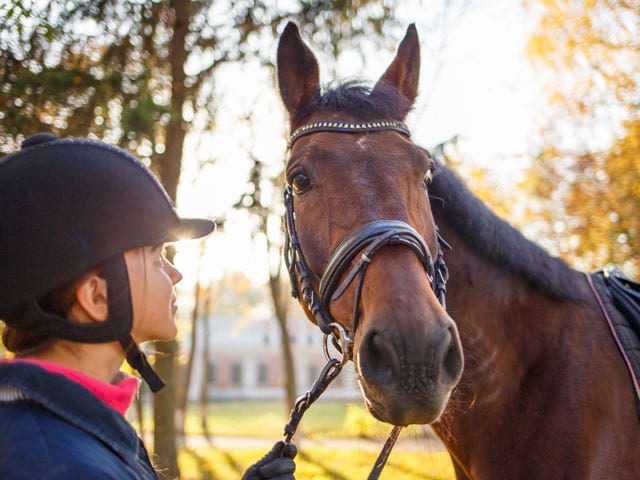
[281,120,450,479]
[281,322,403,479]
[283,322,351,444]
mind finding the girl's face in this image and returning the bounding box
[125,244,183,343]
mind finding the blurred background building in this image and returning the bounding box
[189,314,359,401]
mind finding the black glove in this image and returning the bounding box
[242,441,297,480]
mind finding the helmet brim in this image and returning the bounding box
[166,217,216,242]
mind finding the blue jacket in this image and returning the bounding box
[0,362,158,479]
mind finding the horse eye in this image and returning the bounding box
[421,167,434,189]
[291,173,312,194]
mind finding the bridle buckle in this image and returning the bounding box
[323,322,353,366]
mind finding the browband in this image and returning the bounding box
[288,120,411,148]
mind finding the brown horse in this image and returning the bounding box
[278,22,464,427]
[277,23,640,478]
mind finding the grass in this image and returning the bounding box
[180,400,425,439]
[142,401,454,478]
[179,445,455,480]
[183,400,346,438]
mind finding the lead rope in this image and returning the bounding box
[368,426,403,479]
[281,322,404,479]
[283,323,351,443]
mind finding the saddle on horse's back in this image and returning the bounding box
[603,268,640,320]
[588,267,640,417]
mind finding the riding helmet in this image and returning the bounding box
[0,133,215,391]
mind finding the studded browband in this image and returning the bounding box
[288,120,411,148]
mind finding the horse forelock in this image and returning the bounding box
[294,80,412,126]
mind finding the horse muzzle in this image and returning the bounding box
[355,313,463,425]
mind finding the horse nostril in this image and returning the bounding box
[441,324,464,385]
[359,329,398,386]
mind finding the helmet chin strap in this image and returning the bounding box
[119,336,164,393]
[21,254,165,392]
[101,255,165,393]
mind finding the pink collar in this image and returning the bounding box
[6,358,139,416]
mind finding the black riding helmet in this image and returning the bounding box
[0,133,215,392]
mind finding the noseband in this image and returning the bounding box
[281,120,451,480]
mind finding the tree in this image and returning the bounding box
[198,284,215,444]
[0,2,403,476]
[525,0,640,274]
[236,154,298,411]
[176,240,206,441]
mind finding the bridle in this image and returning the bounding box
[281,119,451,479]
[285,192,450,334]
[284,119,450,339]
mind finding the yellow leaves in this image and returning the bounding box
[527,0,640,273]
[445,156,517,221]
[526,120,640,273]
[541,0,563,13]
[528,34,558,65]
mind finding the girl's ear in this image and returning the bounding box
[72,273,109,323]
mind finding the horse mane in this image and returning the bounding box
[430,164,589,302]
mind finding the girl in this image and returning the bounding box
[0,133,296,479]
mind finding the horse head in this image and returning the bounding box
[277,23,463,426]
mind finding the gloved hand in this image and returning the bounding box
[242,441,297,480]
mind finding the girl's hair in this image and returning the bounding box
[1,270,99,357]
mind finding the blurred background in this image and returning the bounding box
[0,0,638,478]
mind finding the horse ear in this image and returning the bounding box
[277,22,320,123]
[373,24,420,110]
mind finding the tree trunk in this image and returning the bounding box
[153,339,179,479]
[153,0,191,478]
[177,242,205,440]
[263,218,297,412]
[200,286,214,443]
[269,274,297,411]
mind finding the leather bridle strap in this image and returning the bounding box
[283,186,334,333]
[284,186,443,337]
[288,120,410,148]
[319,220,435,334]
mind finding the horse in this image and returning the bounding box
[277,23,640,478]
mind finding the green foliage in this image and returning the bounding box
[121,95,168,141]
[0,0,401,156]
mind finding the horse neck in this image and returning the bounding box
[431,212,593,475]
